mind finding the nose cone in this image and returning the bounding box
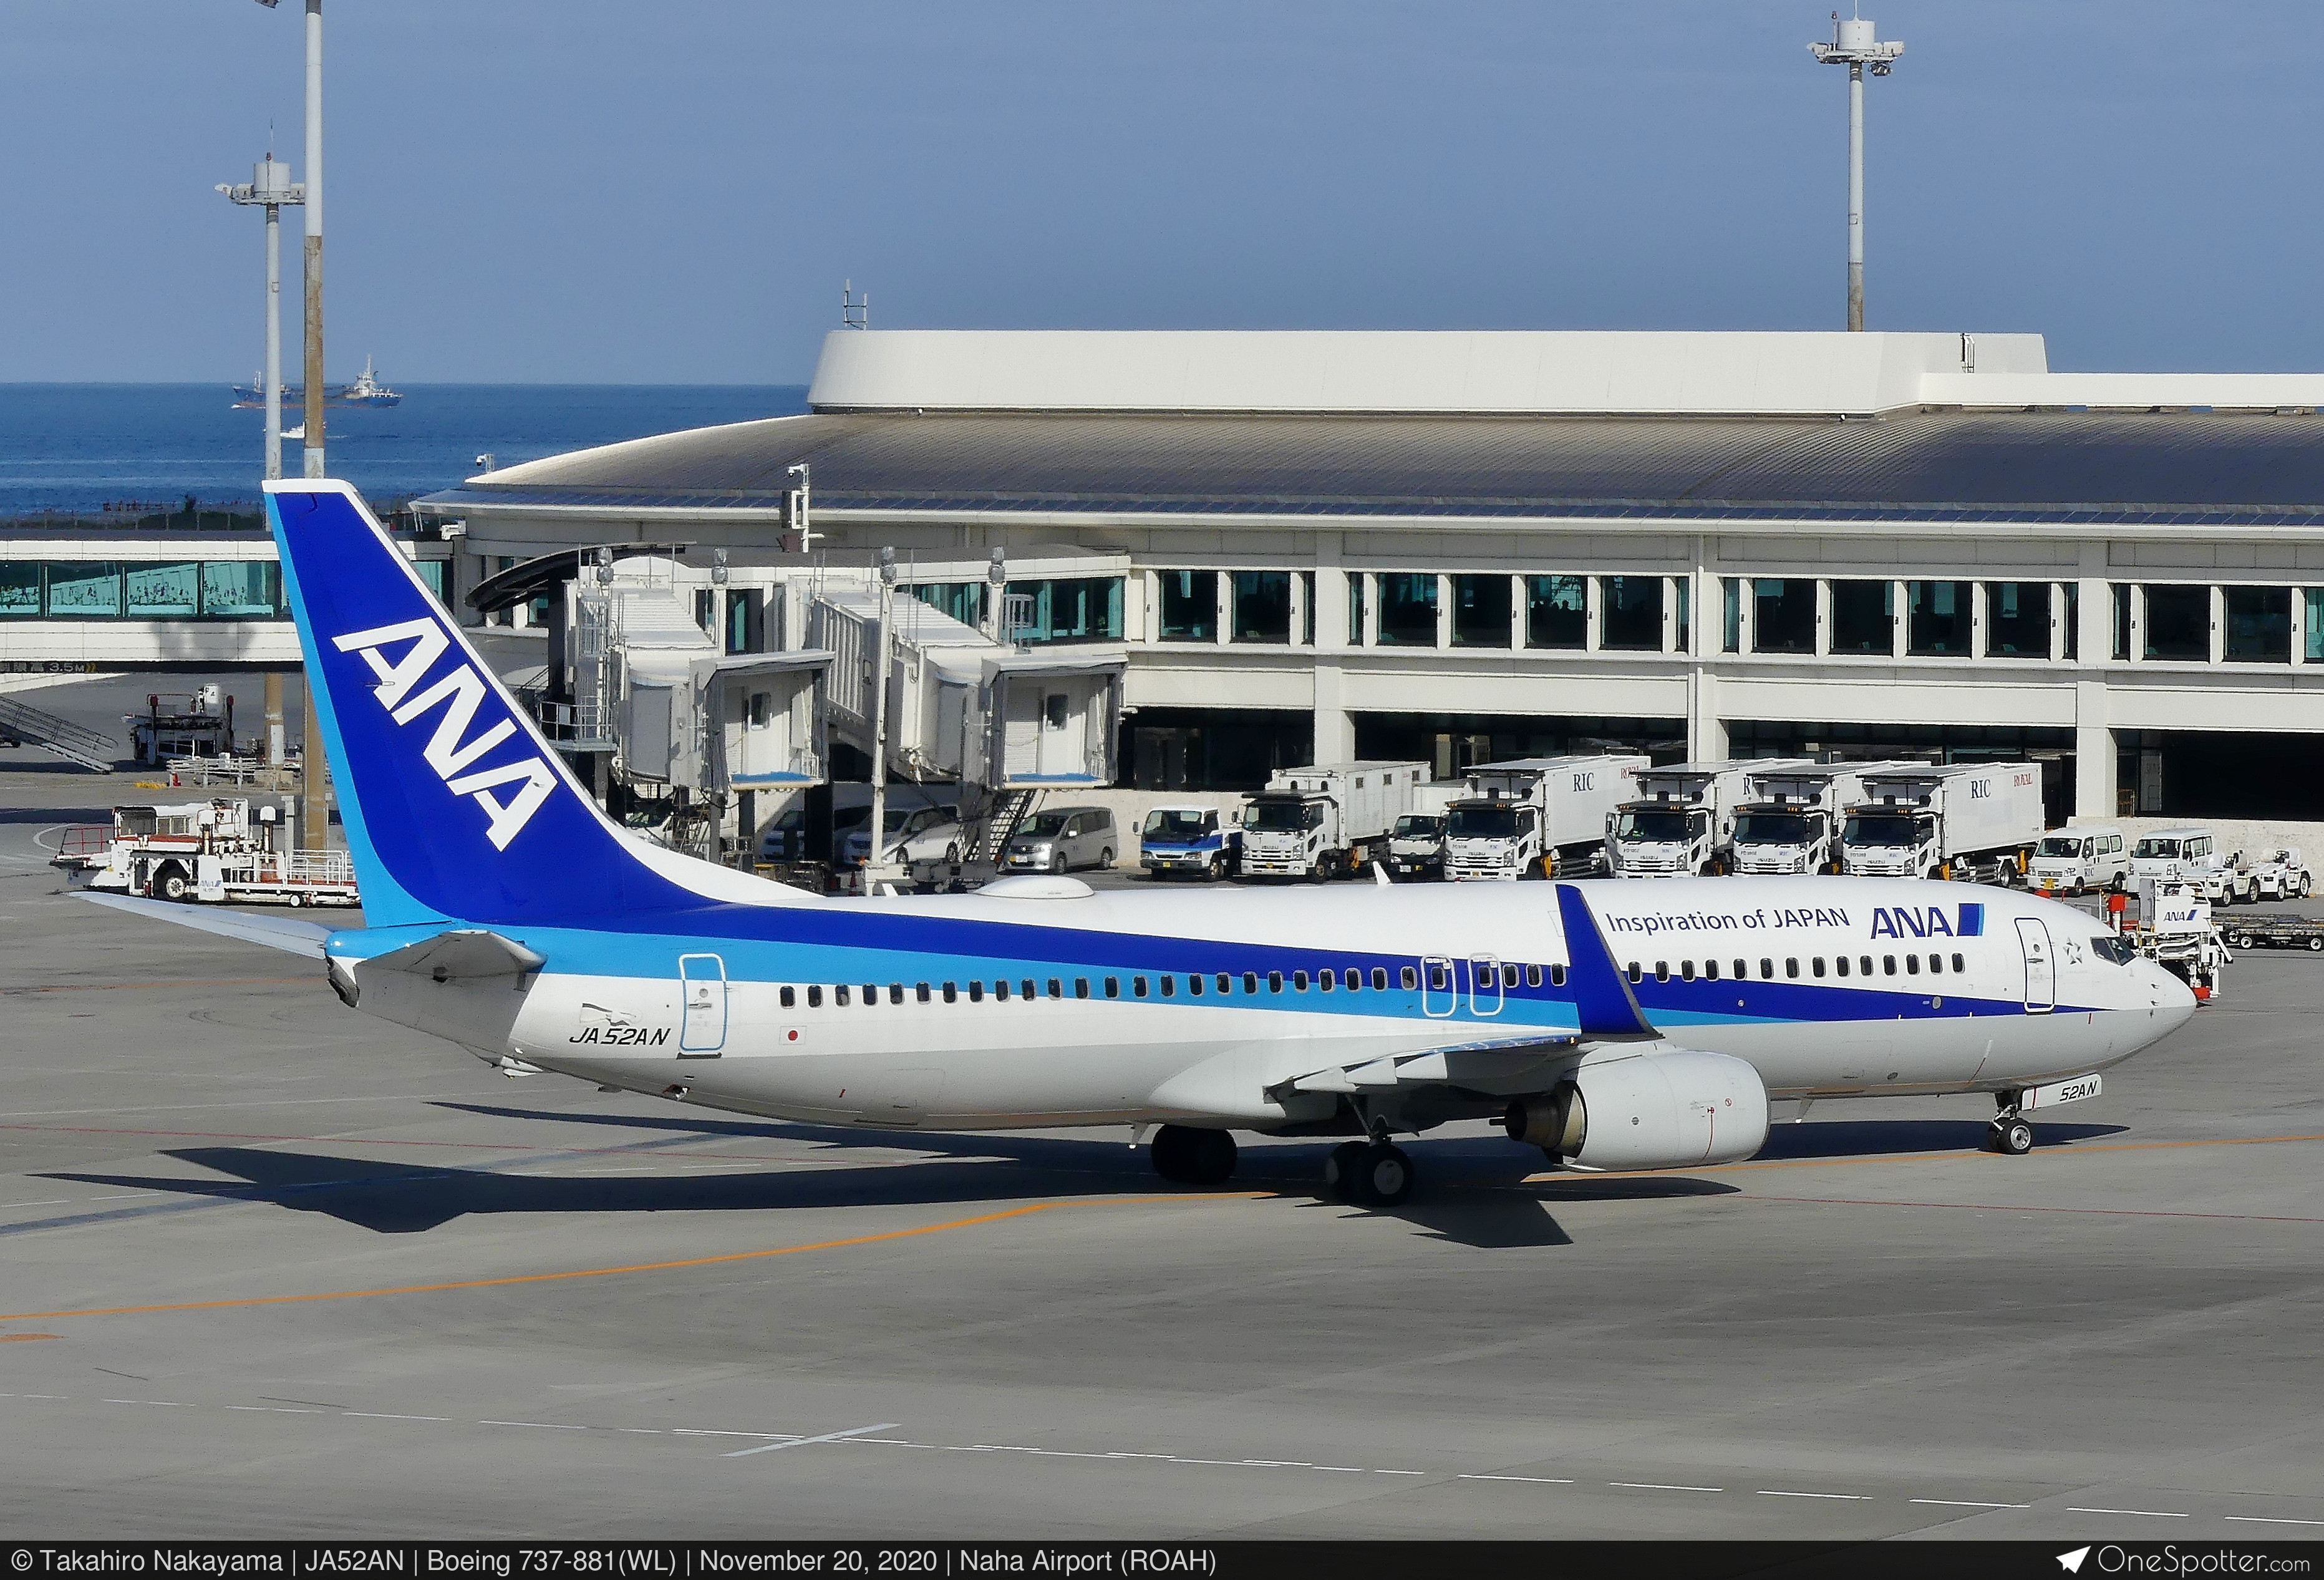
[2144,960,2197,1034]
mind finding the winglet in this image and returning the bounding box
[1554,883,1657,1039]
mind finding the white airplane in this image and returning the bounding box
[85,482,2199,1209]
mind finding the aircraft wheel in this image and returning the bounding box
[1150,1125,1195,1183]
[1350,1142,1413,1207]
[1322,1140,1366,1197]
[1990,1118,2035,1156]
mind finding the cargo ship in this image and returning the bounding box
[233,354,402,409]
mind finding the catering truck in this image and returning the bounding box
[1604,758,1814,878]
[1837,762,2045,883]
[2027,824,2131,895]
[1728,760,1909,876]
[1237,761,1431,881]
[1442,754,1646,881]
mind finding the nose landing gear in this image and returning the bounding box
[1988,1092,2035,1155]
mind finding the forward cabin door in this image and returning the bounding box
[1466,953,1504,1017]
[679,952,729,1054]
[2014,919,2055,1014]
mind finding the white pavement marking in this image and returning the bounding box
[478,1420,589,1431]
[1910,1498,2031,1510]
[724,1422,900,1459]
[1759,1490,1872,1500]
[1459,1473,1576,1485]
[1610,1482,1725,1493]
[2225,1515,2324,1527]
[342,1412,450,1422]
[2068,1506,2188,1518]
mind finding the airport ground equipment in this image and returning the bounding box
[0,691,117,772]
[2127,826,2245,904]
[1444,754,1646,881]
[2134,881,2230,1002]
[128,686,240,767]
[2029,825,2131,896]
[1605,758,1813,878]
[2240,848,2312,902]
[1838,762,2044,883]
[2219,913,2324,951]
[1237,761,1430,881]
[1728,760,1908,876]
[1140,803,1233,880]
[57,795,356,907]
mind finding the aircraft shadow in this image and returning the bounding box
[1753,1117,2126,1160]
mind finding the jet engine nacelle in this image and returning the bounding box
[1501,1047,1770,1171]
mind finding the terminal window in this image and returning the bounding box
[1376,573,1440,647]
[1599,576,1663,651]
[2308,590,2324,661]
[1752,579,1814,654]
[2142,584,2209,661]
[1908,581,1971,655]
[1984,581,2051,658]
[1829,579,1894,654]
[1232,570,1292,644]
[1526,574,1586,649]
[1158,570,1218,642]
[2224,586,2291,662]
[1451,573,1513,647]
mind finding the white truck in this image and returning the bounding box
[2127,826,2245,904]
[1237,761,1431,881]
[1604,758,1814,878]
[56,796,359,908]
[1383,781,1463,881]
[1443,754,1646,881]
[1728,761,1909,876]
[1838,762,2045,883]
[2027,824,2131,895]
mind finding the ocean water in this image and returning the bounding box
[0,384,810,517]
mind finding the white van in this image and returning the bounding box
[2128,826,2240,903]
[2028,825,2130,894]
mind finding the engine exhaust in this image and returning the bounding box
[1502,1085,1586,1155]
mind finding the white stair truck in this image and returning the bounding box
[1443,754,1647,881]
[1839,762,2045,883]
[1605,758,1814,878]
[1728,761,1909,876]
[2126,826,2244,903]
[1237,761,1431,881]
[2028,825,2131,895]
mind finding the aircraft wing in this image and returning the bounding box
[79,891,334,958]
[1272,1029,1580,1096]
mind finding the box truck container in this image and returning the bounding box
[1728,761,1911,876]
[1604,758,1814,878]
[1839,762,2045,883]
[1443,755,1647,881]
[1237,761,1431,881]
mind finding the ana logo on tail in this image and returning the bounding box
[332,617,558,850]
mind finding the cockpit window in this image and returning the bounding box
[2091,934,2139,966]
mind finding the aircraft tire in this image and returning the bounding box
[1322,1140,1366,1198]
[1990,1118,2035,1156]
[1354,1143,1413,1206]
[1184,1128,1236,1186]
[1150,1125,1196,1183]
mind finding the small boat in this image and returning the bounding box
[232,354,401,409]
[340,355,402,407]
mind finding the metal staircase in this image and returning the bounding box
[0,694,117,772]
[970,787,1040,864]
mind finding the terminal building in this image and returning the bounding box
[384,326,2324,827]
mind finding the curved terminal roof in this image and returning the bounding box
[420,408,2324,526]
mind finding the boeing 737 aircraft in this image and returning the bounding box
[87,482,2198,1208]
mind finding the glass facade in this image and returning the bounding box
[2113,584,2132,661]
[1722,578,1741,652]
[1599,576,1662,650]
[1232,570,1292,643]
[1347,573,1367,646]
[0,560,283,619]
[2310,590,2324,662]
[1451,573,1512,647]
[1907,580,1971,655]
[1752,579,1814,654]
[1829,579,1893,654]
[2143,584,2209,662]
[1158,570,1218,641]
[1526,574,1586,649]
[1984,581,2050,658]
[1375,573,1439,646]
[2225,586,2290,662]
[911,581,987,628]
[1008,576,1123,644]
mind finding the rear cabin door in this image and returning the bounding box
[1466,953,1504,1017]
[1420,954,1456,1017]
[679,952,729,1054]
[2014,919,2055,1014]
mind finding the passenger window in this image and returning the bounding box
[1811,957,1825,978]
[1343,968,1360,993]
[1319,969,1335,991]
[863,983,878,1004]
[1680,961,1695,982]
[1626,962,1642,983]
[1835,957,1849,977]
[942,983,957,1004]
[1133,976,1148,998]
[1075,978,1091,999]
[1048,978,1063,999]
[781,986,796,1008]
[1525,964,1542,987]
[1104,977,1120,999]
[1705,959,1720,981]
[1218,973,1232,992]
[1760,959,1774,979]
[808,985,823,1007]
[1733,959,1748,980]
[968,981,984,1002]
[1268,971,1284,992]
[1502,963,1520,987]
[916,983,932,1004]
[1188,975,1203,997]
[1860,955,1873,976]
[889,984,905,1004]
[1785,959,1799,979]
[1427,962,1450,990]
[1952,952,1965,972]
[1906,955,1920,975]
[1244,972,1260,994]
[1549,964,1566,987]
[1293,971,1308,991]
[1927,954,1942,976]
[1399,966,1417,989]
[1882,956,1897,976]
[1654,962,1670,982]
[836,985,851,1006]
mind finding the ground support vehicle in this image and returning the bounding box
[59,796,357,906]
[1383,783,1461,880]
[2134,881,2230,1002]
[2242,848,2313,901]
[1605,758,1813,878]
[1140,804,1234,880]
[1728,761,1907,876]
[1237,761,1430,881]
[2219,914,2324,952]
[2128,826,2245,904]
[1838,762,2044,883]
[1004,805,1118,875]
[2028,825,2131,896]
[842,803,964,869]
[1445,754,1645,881]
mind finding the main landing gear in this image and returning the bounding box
[1988,1093,2035,1156]
[1324,1138,1415,1208]
[1149,1124,1237,1186]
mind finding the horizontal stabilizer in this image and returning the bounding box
[362,928,546,981]
[80,891,334,959]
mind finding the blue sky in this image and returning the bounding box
[6,2,2319,382]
